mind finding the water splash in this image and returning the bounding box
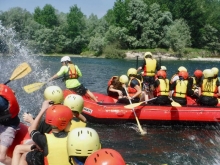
[0,23,52,118]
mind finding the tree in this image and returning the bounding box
[0,7,32,41]
[200,24,220,53]
[33,4,58,28]
[140,3,173,48]
[126,0,148,42]
[161,19,191,55]
[66,5,86,40]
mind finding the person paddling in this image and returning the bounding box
[169,71,192,105]
[48,56,98,102]
[0,84,20,165]
[26,101,73,165]
[153,70,171,105]
[197,69,220,106]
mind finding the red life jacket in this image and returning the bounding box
[0,84,19,118]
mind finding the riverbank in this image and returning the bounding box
[3,51,218,61]
[124,51,220,61]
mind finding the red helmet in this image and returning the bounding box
[178,71,188,80]
[157,70,167,79]
[84,148,126,165]
[194,70,203,78]
[45,105,73,130]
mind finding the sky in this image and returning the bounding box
[0,0,115,18]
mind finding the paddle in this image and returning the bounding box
[124,87,147,135]
[124,97,157,109]
[170,98,181,107]
[4,62,32,85]
[23,76,64,93]
[23,82,47,93]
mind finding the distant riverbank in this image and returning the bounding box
[124,52,220,61]
[4,51,218,61]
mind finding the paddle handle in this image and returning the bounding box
[4,80,10,85]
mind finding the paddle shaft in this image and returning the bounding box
[124,87,146,134]
[124,97,157,109]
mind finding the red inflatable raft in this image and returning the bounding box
[63,90,220,124]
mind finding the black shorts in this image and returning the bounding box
[198,96,218,106]
[69,84,88,96]
[142,76,155,85]
[172,96,187,105]
[153,95,171,105]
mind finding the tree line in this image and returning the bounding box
[0,0,220,58]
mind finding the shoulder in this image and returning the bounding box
[60,65,68,70]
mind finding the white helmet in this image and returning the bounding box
[178,66,187,72]
[67,127,101,157]
[144,52,152,57]
[119,75,128,84]
[61,56,71,63]
[44,86,64,104]
[161,66,167,71]
[63,94,84,113]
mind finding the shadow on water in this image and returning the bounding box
[1,24,220,165]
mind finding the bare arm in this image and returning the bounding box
[28,100,51,134]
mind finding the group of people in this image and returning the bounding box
[107,51,220,107]
[0,55,127,165]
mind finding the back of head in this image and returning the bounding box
[211,67,219,76]
[0,96,9,112]
[127,68,137,77]
[194,70,203,78]
[67,127,101,157]
[63,94,84,114]
[160,66,167,71]
[119,75,128,84]
[44,86,64,104]
[178,66,187,72]
[84,148,126,165]
[61,56,71,63]
[157,70,167,79]
[45,105,73,130]
[144,52,152,58]
[203,69,214,78]
[178,71,189,80]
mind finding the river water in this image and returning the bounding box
[1,55,220,165]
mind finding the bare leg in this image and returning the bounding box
[11,144,32,165]
[0,145,11,165]
[140,91,149,104]
[78,114,87,123]
[19,152,28,165]
[86,90,98,102]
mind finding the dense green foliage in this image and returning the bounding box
[0,0,220,58]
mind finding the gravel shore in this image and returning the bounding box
[125,52,220,61]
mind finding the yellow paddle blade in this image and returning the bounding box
[23,82,45,93]
[70,118,86,131]
[124,102,144,109]
[124,98,157,109]
[171,100,181,107]
[10,62,32,81]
